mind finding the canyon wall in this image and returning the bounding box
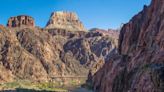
[91,0,164,92]
[0,12,118,83]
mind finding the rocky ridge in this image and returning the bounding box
[90,0,164,92]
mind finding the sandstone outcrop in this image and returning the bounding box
[90,0,164,92]
[46,11,86,31]
[7,15,35,27]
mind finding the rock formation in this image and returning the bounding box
[0,18,118,83]
[7,15,35,27]
[46,11,86,31]
[90,0,164,92]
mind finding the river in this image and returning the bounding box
[69,87,93,92]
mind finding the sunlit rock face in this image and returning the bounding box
[7,15,35,27]
[46,11,86,31]
[90,0,164,92]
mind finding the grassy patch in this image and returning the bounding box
[0,81,67,92]
[0,78,87,91]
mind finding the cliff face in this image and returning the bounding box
[91,0,164,92]
[46,11,86,31]
[7,15,35,27]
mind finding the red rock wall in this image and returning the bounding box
[91,0,164,92]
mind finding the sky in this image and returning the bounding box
[0,0,151,30]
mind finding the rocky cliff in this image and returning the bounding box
[46,11,86,31]
[90,0,164,92]
[7,15,35,27]
[0,15,118,83]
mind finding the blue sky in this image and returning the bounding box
[0,0,151,29]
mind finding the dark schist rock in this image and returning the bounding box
[90,0,164,92]
[7,15,35,27]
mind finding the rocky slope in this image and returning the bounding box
[46,11,86,31]
[90,0,164,92]
[0,12,118,83]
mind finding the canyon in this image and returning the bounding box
[0,0,163,91]
[0,11,119,91]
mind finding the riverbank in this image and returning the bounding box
[0,80,93,92]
